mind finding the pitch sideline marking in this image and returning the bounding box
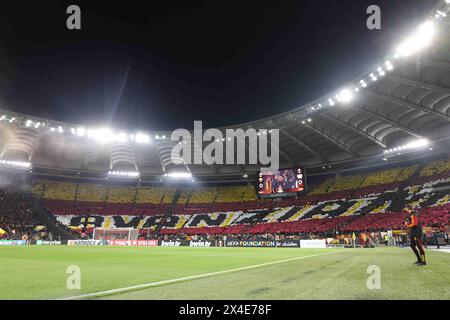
[60,250,344,300]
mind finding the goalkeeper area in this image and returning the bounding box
[92,228,139,241]
[1,246,449,300]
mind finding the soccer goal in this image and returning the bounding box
[92,228,139,241]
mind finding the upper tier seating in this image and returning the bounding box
[308,164,420,196]
[360,168,402,188]
[308,174,367,195]
[215,185,257,202]
[187,187,218,204]
[33,180,77,201]
[397,165,419,182]
[135,187,165,204]
[160,188,176,204]
[420,158,450,177]
[77,183,107,202]
[33,181,257,216]
[107,186,136,203]
[177,185,256,205]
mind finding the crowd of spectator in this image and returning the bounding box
[0,188,41,240]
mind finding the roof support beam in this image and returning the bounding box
[296,120,360,157]
[247,124,296,166]
[275,143,296,166]
[351,105,422,138]
[387,74,450,94]
[321,112,387,148]
[279,127,327,162]
[366,91,450,122]
[415,59,450,71]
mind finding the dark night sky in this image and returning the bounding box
[0,0,439,131]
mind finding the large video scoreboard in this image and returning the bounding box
[258,168,305,198]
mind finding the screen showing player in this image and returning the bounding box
[258,168,304,196]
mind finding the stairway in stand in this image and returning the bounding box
[155,189,181,235]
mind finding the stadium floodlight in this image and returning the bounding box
[384,139,430,156]
[0,160,32,169]
[360,80,367,88]
[77,127,85,137]
[385,60,394,71]
[166,172,192,179]
[86,129,94,138]
[377,67,386,77]
[25,120,33,127]
[405,138,429,149]
[339,89,353,103]
[93,128,113,143]
[135,133,150,144]
[108,171,140,178]
[396,21,435,58]
[58,126,64,133]
[9,117,15,123]
[435,10,447,18]
[116,132,127,143]
[328,98,335,106]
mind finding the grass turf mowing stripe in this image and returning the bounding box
[60,250,342,300]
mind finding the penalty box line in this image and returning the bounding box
[60,250,343,300]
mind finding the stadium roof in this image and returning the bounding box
[0,1,449,180]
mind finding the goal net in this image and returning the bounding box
[92,228,139,241]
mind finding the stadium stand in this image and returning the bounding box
[53,174,450,237]
[0,188,42,240]
[135,186,165,204]
[77,183,107,202]
[107,185,136,203]
[24,158,450,240]
[420,158,450,177]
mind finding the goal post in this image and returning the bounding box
[92,228,139,241]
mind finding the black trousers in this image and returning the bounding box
[410,236,426,263]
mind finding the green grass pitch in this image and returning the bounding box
[1,246,449,300]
